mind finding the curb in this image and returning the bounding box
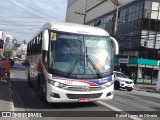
[8,81,14,111]
[134,85,160,93]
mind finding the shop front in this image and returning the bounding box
[115,57,160,85]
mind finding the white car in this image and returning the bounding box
[113,71,134,91]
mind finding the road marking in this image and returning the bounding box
[96,101,142,120]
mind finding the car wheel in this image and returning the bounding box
[114,81,120,90]
[38,75,46,101]
[127,88,133,91]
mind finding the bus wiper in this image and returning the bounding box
[66,44,84,78]
[86,47,102,78]
[66,58,79,78]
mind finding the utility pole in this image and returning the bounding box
[111,0,120,37]
[75,11,86,24]
[75,0,88,24]
[74,0,119,28]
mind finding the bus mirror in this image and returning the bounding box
[42,29,49,51]
[110,37,119,54]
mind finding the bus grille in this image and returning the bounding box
[63,86,104,91]
[66,93,102,99]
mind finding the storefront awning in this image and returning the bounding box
[115,57,159,67]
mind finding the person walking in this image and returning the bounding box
[1,58,11,80]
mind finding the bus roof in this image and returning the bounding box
[29,22,110,42]
[42,22,110,36]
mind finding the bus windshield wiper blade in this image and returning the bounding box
[66,44,84,78]
[85,46,102,78]
[66,58,79,78]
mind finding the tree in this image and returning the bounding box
[3,50,13,58]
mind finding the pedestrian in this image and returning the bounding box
[1,58,11,80]
[131,72,135,80]
[0,66,5,81]
[37,60,43,73]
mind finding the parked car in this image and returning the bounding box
[21,59,29,66]
[9,58,14,67]
[16,58,22,61]
[113,71,134,91]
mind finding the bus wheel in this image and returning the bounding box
[114,81,120,90]
[38,76,46,101]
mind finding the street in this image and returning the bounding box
[10,62,160,120]
[0,1,160,120]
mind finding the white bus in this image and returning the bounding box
[26,22,119,103]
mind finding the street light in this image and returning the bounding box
[75,11,86,24]
[75,0,88,24]
[75,0,110,24]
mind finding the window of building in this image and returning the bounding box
[145,1,152,10]
[151,2,159,19]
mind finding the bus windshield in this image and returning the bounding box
[49,32,113,77]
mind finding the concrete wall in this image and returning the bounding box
[66,0,135,24]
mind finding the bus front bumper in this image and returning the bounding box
[46,82,114,103]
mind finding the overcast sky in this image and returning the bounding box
[0,0,67,42]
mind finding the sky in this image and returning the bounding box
[0,0,67,42]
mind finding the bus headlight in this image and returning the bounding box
[48,79,66,88]
[53,82,60,87]
[101,81,114,88]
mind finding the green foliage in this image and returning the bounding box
[3,50,13,58]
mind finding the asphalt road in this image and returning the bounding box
[10,62,160,120]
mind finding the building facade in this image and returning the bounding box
[16,43,27,59]
[66,0,133,24]
[0,31,4,56]
[66,0,160,85]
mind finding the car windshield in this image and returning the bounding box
[114,72,128,78]
[49,32,114,77]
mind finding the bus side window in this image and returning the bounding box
[39,33,42,53]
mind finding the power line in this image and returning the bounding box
[1,27,39,30]
[0,15,45,29]
[0,18,46,24]
[15,0,63,22]
[7,0,49,22]
[0,16,39,18]
[0,0,67,41]
[0,22,43,27]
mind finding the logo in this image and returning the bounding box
[83,86,90,91]
[2,112,11,117]
[78,66,84,74]
[99,78,108,84]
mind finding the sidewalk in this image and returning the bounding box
[134,84,158,92]
[0,80,14,111]
[0,80,14,120]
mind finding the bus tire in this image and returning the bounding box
[114,81,120,90]
[38,75,46,101]
[28,72,32,87]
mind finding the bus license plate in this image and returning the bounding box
[79,98,90,102]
